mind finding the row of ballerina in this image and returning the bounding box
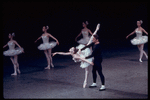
[3,21,148,88]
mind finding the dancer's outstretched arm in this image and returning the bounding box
[126,29,136,39]
[53,52,71,56]
[3,43,8,48]
[35,35,42,43]
[75,31,82,41]
[86,23,100,45]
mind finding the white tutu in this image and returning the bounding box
[73,44,93,68]
[77,36,90,45]
[3,47,24,56]
[38,41,57,50]
[131,36,148,45]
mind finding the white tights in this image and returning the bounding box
[10,55,20,75]
[83,67,89,88]
[137,44,148,62]
[44,49,54,69]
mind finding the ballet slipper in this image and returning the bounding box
[83,81,87,88]
[51,63,54,67]
[17,69,21,74]
[139,59,142,62]
[45,65,50,69]
[11,73,17,76]
[146,56,148,59]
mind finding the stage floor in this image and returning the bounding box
[3,47,148,99]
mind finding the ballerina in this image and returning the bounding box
[52,46,94,88]
[35,26,59,69]
[3,33,24,75]
[126,20,148,62]
[75,21,93,45]
[53,24,100,88]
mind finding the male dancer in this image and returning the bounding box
[80,34,105,91]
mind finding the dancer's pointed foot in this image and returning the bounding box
[146,56,148,59]
[83,81,87,88]
[51,63,54,67]
[139,59,142,62]
[17,69,21,74]
[11,73,17,76]
[45,65,50,69]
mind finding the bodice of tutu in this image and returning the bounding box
[8,42,15,50]
[135,30,142,38]
[42,36,49,43]
[82,30,89,38]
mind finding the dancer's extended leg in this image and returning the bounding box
[83,67,89,88]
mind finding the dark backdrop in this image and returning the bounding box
[2,1,148,58]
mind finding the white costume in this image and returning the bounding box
[131,29,148,45]
[72,44,93,68]
[3,41,23,56]
[77,30,91,45]
[38,36,57,50]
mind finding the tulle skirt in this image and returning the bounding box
[73,44,93,68]
[131,36,148,45]
[3,47,24,56]
[77,37,90,45]
[38,41,57,50]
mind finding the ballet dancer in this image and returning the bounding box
[35,26,59,69]
[3,33,24,76]
[52,46,94,88]
[75,21,93,45]
[79,23,105,91]
[126,20,148,62]
[53,24,100,88]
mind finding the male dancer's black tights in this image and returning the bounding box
[92,63,105,85]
